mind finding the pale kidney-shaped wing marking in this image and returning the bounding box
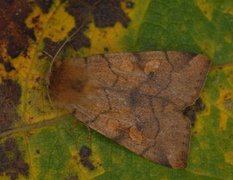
[48,51,210,169]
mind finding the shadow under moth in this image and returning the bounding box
[48,51,210,169]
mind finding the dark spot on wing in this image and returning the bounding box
[186,52,197,59]
[132,52,145,70]
[183,106,196,126]
[183,98,205,126]
[194,98,205,111]
[129,89,140,108]
[156,147,171,168]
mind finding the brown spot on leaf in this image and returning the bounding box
[126,1,135,9]
[0,58,15,72]
[91,0,130,28]
[104,47,109,52]
[43,0,131,57]
[36,149,40,154]
[42,38,66,59]
[3,62,15,72]
[0,80,21,133]
[224,99,233,111]
[35,0,54,13]
[65,175,78,180]
[79,145,95,170]
[223,92,233,111]
[32,15,40,25]
[0,0,35,59]
[183,98,205,126]
[80,159,95,170]
[0,138,29,180]
[79,145,92,158]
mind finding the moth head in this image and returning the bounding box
[48,59,94,108]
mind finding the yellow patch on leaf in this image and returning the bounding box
[195,0,214,20]
[218,113,228,131]
[42,7,75,42]
[26,2,75,42]
[0,64,7,81]
[193,93,211,134]
[216,89,232,131]
[16,1,77,125]
[223,5,233,16]
[193,116,204,134]
[224,151,233,166]
[81,23,128,55]
[216,89,233,130]
[224,33,232,44]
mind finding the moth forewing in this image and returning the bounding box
[48,51,210,169]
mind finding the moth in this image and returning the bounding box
[48,51,210,169]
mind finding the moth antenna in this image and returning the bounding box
[46,23,85,109]
[48,24,85,75]
[42,50,53,59]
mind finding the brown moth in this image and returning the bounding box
[48,51,210,169]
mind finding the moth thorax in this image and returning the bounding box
[48,60,92,107]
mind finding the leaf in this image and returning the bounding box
[0,0,232,179]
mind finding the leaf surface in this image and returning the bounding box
[0,0,232,179]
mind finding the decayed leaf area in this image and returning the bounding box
[0,0,232,179]
[0,0,133,179]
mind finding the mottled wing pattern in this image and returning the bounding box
[48,51,210,168]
